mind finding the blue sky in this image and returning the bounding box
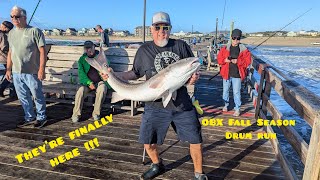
[0,0,319,33]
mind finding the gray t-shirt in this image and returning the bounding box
[8,25,45,74]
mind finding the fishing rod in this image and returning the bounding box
[28,0,42,25]
[252,8,312,50]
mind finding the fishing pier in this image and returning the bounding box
[0,45,319,180]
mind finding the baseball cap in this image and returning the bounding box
[2,21,13,31]
[152,12,171,25]
[231,29,242,37]
[84,41,94,48]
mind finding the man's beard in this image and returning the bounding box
[157,39,169,47]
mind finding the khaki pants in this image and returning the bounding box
[72,81,107,118]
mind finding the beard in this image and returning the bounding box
[157,38,169,47]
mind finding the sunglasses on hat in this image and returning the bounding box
[232,37,241,40]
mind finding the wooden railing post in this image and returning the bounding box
[206,48,212,71]
[254,64,266,119]
[303,114,320,180]
[261,76,271,116]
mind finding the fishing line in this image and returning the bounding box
[32,15,75,46]
[252,8,312,50]
[28,0,42,25]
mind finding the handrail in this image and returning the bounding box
[247,54,320,180]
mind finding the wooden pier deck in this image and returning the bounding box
[0,68,285,180]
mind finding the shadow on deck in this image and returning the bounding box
[0,68,285,180]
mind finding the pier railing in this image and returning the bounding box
[247,54,320,180]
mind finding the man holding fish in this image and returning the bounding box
[99,12,207,180]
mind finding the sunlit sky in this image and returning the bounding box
[0,0,319,33]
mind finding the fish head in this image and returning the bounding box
[85,46,109,74]
[169,57,201,79]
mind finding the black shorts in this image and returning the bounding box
[138,105,202,145]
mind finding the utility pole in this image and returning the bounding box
[192,25,193,34]
[230,21,234,40]
[142,0,146,43]
[215,18,218,44]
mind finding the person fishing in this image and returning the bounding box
[217,29,251,116]
[100,11,207,180]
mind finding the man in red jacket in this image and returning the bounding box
[217,29,251,116]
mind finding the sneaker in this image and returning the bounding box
[222,106,228,112]
[17,119,36,128]
[233,110,240,117]
[71,116,79,123]
[34,120,47,128]
[194,173,208,180]
[140,161,165,180]
[93,115,100,121]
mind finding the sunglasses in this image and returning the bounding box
[232,37,241,40]
[154,25,171,31]
[10,15,23,19]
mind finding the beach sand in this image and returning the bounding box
[46,35,320,47]
[241,37,320,47]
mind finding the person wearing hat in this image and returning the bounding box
[100,12,207,180]
[71,40,111,123]
[6,6,48,128]
[0,21,15,97]
[217,29,252,116]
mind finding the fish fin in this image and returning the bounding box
[162,90,172,107]
[111,93,126,103]
[172,91,177,101]
[149,75,165,89]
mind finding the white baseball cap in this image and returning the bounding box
[152,12,171,25]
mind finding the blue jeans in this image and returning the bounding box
[222,77,241,111]
[12,73,46,121]
[0,64,16,96]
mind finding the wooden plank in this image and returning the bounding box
[260,112,299,180]
[50,46,138,57]
[48,53,135,64]
[264,94,309,165]
[0,138,282,180]
[255,68,265,119]
[44,74,78,83]
[303,115,320,180]
[262,81,271,115]
[42,81,79,89]
[45,67,78,74]
[48,53,81,61]
[0,131,283,177]
[46,60,78,68]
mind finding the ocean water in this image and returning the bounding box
[249,45,320,178]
